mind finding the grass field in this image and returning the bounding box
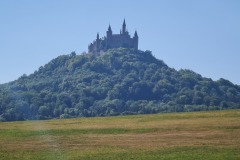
[0,110,240,160]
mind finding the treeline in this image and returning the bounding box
[0,48,240,121]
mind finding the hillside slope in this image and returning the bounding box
[0,48,240,121]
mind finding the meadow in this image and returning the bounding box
[0,110,240,160]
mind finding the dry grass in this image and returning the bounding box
[0,110,240,159]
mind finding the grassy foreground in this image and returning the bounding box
[0,110,240,160]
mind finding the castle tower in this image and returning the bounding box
[96,33,100,51]
[107,25,112,38]
[122,19,126,34]
[134,30,138,39]
[97,33,99,40]
[133,30,139,50]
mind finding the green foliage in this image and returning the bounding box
[0,48,240,121]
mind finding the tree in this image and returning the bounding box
[0,48,240,121]
[38,106,51,118]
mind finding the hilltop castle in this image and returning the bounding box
[88,19,138,54]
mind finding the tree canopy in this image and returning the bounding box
[0,48,240,121]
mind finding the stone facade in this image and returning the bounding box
[88,19,138,54]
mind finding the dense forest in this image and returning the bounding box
[0,48,240,121]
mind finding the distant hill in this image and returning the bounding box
[0,48,240,121]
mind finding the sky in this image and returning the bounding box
[1,0,240,85]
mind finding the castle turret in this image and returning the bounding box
[107,25,112,38]
[134,30,138,38]
[97,33,99,40]
[122,19,126,34]
[96,32,100,51]
[133,30,139,50]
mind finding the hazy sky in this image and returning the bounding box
[1,0,240,85]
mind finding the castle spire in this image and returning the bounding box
[134,30,138,38]
[122,19,126,34]
[108,25,112,32]
[107,25,112,37]
[97,32,99,40]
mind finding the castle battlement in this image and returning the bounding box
[88,19,138,54]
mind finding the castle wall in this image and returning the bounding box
[107,35,134,48]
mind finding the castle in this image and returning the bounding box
[88,19,138,54]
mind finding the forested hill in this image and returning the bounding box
[0,48,240,121]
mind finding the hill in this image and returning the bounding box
[0,48,240,121]
[0,110,240,159]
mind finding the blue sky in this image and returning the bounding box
[1,0,240,85]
